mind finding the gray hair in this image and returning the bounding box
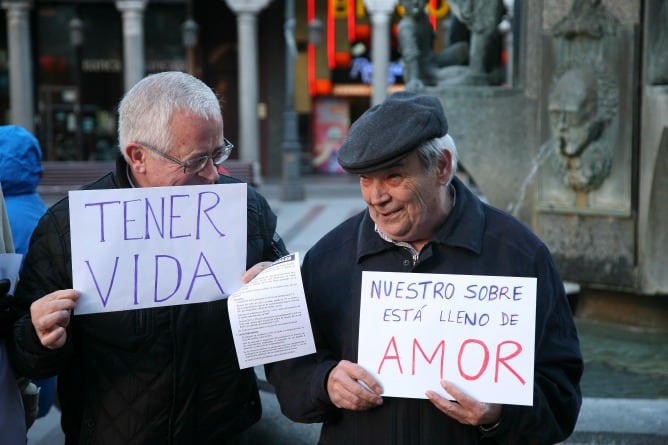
[416,133,459,183]
[117,71,224,159]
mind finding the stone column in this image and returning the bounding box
[2,0,34,132]
[280,0,305,201]
[364,0,397,105]
[116,0,147,92]
[224,0,272,184]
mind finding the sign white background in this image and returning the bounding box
[358,271,537,406]
[70,184,247,314]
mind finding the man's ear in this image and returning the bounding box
[125,143,146,174]
[437,149,453,185]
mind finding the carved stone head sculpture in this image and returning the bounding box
[548,67,613,192]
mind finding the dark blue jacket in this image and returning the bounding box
[267,177,582,445]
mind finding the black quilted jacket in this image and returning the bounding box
[9,157,288,444]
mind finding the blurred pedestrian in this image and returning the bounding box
[0,124,56,420]
[266,91,583,444]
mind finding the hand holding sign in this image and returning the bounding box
[327,360,384,411]
[426,380,502,427]
[358,271,537,406]
[30,289,80,349]
[241,261,273,283]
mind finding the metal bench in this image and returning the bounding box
[38,161,116,195]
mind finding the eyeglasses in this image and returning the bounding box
[135,138,234,175]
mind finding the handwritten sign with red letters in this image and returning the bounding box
[358,271,537,406]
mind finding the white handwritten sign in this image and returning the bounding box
[70,184,247,315]
[358,271,537,406]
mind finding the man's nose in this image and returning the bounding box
[367,181,390,204]
[200,159,220,183]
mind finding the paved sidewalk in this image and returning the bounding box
[26,392,668,445]
[257,176,366,258]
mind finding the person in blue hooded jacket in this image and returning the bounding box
[0,125,47,257]
[0,125,56,419]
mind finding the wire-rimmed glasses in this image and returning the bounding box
[135,138,234,175]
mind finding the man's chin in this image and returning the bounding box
[377,223,410,240]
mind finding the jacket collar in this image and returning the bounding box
[355,176,485,263]
[115,155,134,188]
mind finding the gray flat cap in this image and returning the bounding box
[337,91,447,174]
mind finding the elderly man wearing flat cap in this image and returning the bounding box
[266,91,582,444]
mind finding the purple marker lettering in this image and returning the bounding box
[169,194,191,239]
[154,255,182,302]
[196,191,225,239]
[145,196,166,239]
[123,199,143,240]
[184,252,225,300]
[84,256,120,307]
[84,200,121,242]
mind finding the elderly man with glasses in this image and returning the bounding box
[8,71,287,444]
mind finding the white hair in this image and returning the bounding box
[417,133,459,183]
[117,71,224,159]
